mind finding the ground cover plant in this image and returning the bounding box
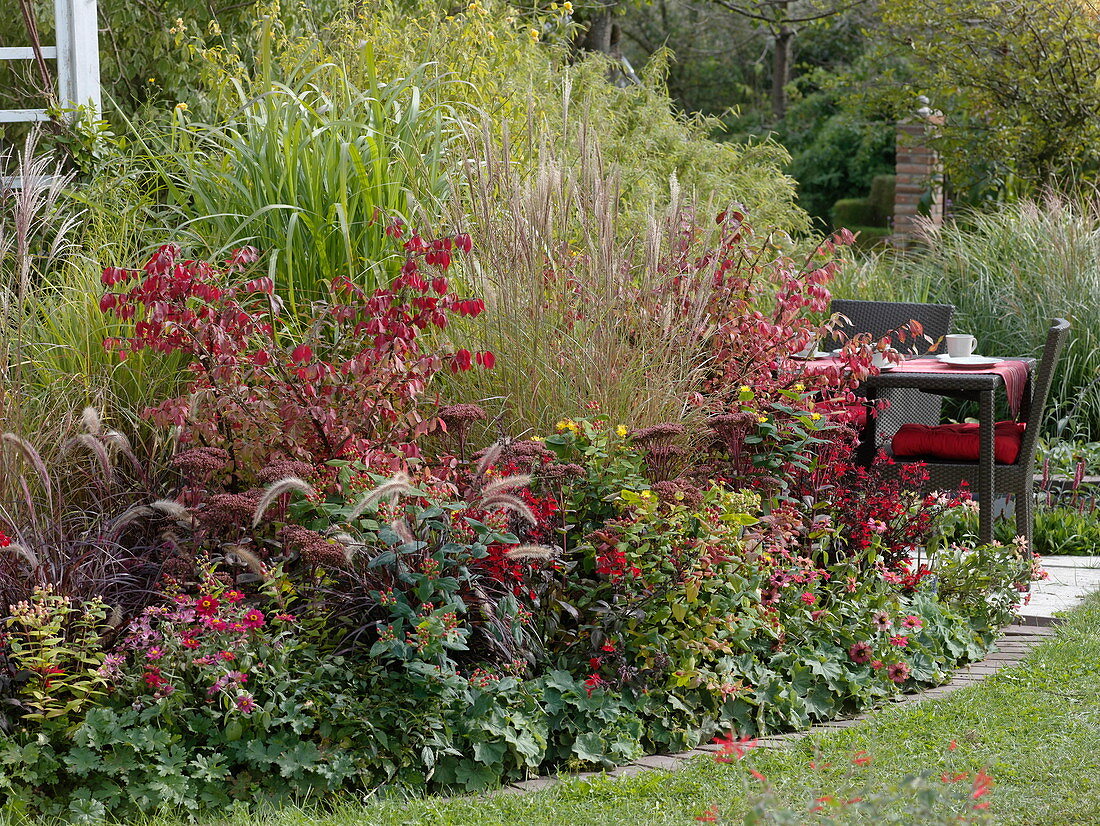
[110,590,1095,826]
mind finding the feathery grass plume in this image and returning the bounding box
[475,441,504,477]
[1,432,53,502]
[504,544,556,560]
[345,472,418,522]
[479,492,537,525]
[103,429,147,480]
[251,476,317,527]
[1,541,39,568]
[479,474,532,499]
[105,604,123,629]
[106,504,156,539]
[63,433,113,482]
[391,519,415,545]
[81,406,102,437]
[149,499,196,529]
[325,529,366,557]
[222,544,269,578]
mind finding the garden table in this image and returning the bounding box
[806,356,1036,544]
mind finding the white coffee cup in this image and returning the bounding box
[946,334,977,358]
[872,349,896,369]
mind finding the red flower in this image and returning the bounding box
[584,673,605,696]
[218,650,236,661]
[224,590,245,604]
[0,529,9,547]
[848,641,872,664]
[889,635,909,647]
[886,661,910,684]
[713,733,758,763]
[242,609,265,629]
[695,805,719,822]
[195,595,220,617]
[181,637,200,649]
[971,769,993,800]
[800,591,816,605]
[851,750,871,766]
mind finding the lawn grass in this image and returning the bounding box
[92,593,1100,826]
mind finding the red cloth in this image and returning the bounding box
[892,421,1025,465]
[883,358,1031,417]
[803,357,1031,417]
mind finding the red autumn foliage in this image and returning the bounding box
[99,232,495,476]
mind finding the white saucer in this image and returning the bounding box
[935,354,1003,368]
[793,351,831,360]
[876,363,897,371]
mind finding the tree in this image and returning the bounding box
[703,0,870,119]
[867,0,1100,199]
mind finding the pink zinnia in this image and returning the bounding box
[146,647,165,660]
[800,592,817,606]
[848,641,873,664]
[887,662,910,684]
[195,595,220,617]
[181,637,200,650]
[902,615,923,629]
[889,635,909,647]
[242,609,265,629]
[224,590,245,604]
[235,692,256,713]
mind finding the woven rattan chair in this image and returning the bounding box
[827,299,955,442]
[884,318,1071,547]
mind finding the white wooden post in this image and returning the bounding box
[55,0,102,114]
[0,0,101,123]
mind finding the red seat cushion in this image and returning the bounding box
[891,421,1025,465]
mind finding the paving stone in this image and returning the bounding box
[1004,624,1057,636]
[670,749,711,760]
[608,763,651,778]
[634,754,682,771]
[509,777,559,792]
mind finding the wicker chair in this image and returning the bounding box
[884,318,1071,547]
[827,299,956,443]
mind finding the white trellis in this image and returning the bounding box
[0,0,101,123]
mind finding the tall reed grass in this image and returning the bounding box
[834,196,1100,437]
[441,125,726,435]
[136,50,455,312]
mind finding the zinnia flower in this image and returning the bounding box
[889,635,909,647]
[242,609,265,629]
[887,662,910,684]
[195,595,220,617]
[224,590,245,604]
[235,692,256,713]
[800,592,817,606]
[848,641,873,664]
[902,615,923,629]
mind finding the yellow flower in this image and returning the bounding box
[528,27,540,41]
[616,425,628,437]
[793,383,804,391]
[174,102,188,111]
[810,412,822,421]
[563,1,573,11]
[640,490,653,499]
[147,77,156,83]
[529,435,545,442]
[757,415,768,423]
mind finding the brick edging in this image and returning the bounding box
[495,620,1058,795]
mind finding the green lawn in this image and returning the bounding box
[22,595,1100,826]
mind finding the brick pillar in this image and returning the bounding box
[892,116,944,247]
